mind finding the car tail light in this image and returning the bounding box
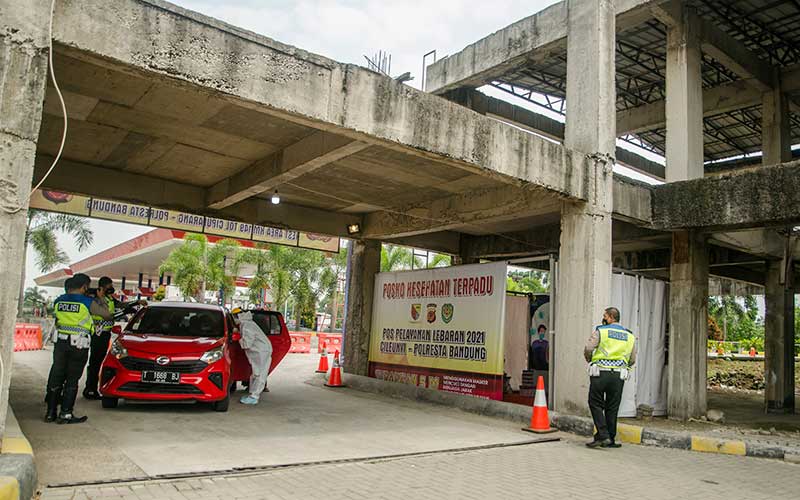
[208,372,223,390]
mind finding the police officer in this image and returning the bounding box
[83,276,146,399]
[584,307,636,448]
[45,273,113,424]
[83,277,116,400]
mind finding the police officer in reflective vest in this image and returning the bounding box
[584,307,636,448]
[45,273,113,424]
[83,276,116,400]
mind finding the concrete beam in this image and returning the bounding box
[651,160,800,231]
[618,66,800,135]
[52,0,589,202]
[386,232,461,256]
[460,225,561,259]
[361,185,560,239]
[424,0,666,94]
[32,156,360,237]
[207,131,368,209]
[653,1,774,91]
[447,89,665,179]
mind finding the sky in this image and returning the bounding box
[26,0,661,296]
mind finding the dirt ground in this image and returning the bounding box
[707,359,800,391]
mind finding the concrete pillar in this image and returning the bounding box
[762,84,791,166]
[667,231,709,420]
[0,0,50,438]
[553,0,615,415]
[665,1,704,182]
[343,239,380,376]
[764,260,795,413]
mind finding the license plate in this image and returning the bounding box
[141,371,180,384]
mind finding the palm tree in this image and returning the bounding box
[428,253,452,268]
[23,286,48,309]
[381,244,423,272]
[19,210,93,311]
[159,234,242,302]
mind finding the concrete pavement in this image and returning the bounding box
[42,432,798,500]
[11,349,535,486]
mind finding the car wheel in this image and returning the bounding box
[101,397,119,409]
[213,393,230,412]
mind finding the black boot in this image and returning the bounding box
[56,412,88,424]
[44,390,59,423]
[83,388,100,400]
[57,386,86,424]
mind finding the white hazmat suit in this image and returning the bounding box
[237,311,273,400]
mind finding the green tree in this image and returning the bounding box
[381,244,422,272]
[428,253,452,268]
[506,270,547,293]
[708,295,763,342]
[19,210,93,311]
[23,286,48,310]
[159,234,242,302]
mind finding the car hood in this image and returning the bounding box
[119,333,224,355]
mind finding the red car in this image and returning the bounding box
[99,302,290,412]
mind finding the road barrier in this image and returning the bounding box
[317,333,342,354]
[289,332,312,354]
[13,323,43,352]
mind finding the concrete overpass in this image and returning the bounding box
[2,0,800,439]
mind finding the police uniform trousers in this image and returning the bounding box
[85,331,111,394]
[588,370,625,443]
[46,339,90,413]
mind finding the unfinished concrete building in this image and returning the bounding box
[1,0,798,438]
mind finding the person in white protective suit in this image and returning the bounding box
[235,310,273,405]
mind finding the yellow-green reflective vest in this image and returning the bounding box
[55,300,93,336]
[92,297,115,333]
[590,324,635,368]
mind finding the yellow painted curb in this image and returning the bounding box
[691,436,746,456]
[616,423,643,444]
[0,476,19,500]
[1,437,32,455]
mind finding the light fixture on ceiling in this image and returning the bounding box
[347,223,361,235]
[271,190,280,205]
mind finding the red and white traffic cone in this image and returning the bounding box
[325,350,345,388]
[522,376,556,434]
[315,342,329,373]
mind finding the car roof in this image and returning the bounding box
[146,301,225,312]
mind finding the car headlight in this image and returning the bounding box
[200,346,224,364]
[110,339,128,359]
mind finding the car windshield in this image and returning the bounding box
[128,307,224,338]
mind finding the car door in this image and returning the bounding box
[227,312,251,382]
[264,312,291,373]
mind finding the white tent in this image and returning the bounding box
[611,273,668,417]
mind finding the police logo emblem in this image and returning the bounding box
[442,304,454,324]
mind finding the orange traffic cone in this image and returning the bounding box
[325,350,345,388]
[316,342,329,373]
[522,376,556,434]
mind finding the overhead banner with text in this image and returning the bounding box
[368,262,507,401]
[29,189,338,253]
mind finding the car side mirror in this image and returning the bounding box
[111,325,122,335]
[231,329,242,342]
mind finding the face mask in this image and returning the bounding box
[538,333,545,340]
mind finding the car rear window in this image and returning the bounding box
[128,307,224,337]
[252,312,282,336]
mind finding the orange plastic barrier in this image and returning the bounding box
[289,332,312,354]
[317,333,342,354]
[14,323,43,352]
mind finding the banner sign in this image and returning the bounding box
[29,189,339,252]
[252,225,299,246]
[298,232,339,252]
[368,262,507,400]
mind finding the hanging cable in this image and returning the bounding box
[1,0,67,215]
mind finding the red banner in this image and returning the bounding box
[368,361,503,400]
